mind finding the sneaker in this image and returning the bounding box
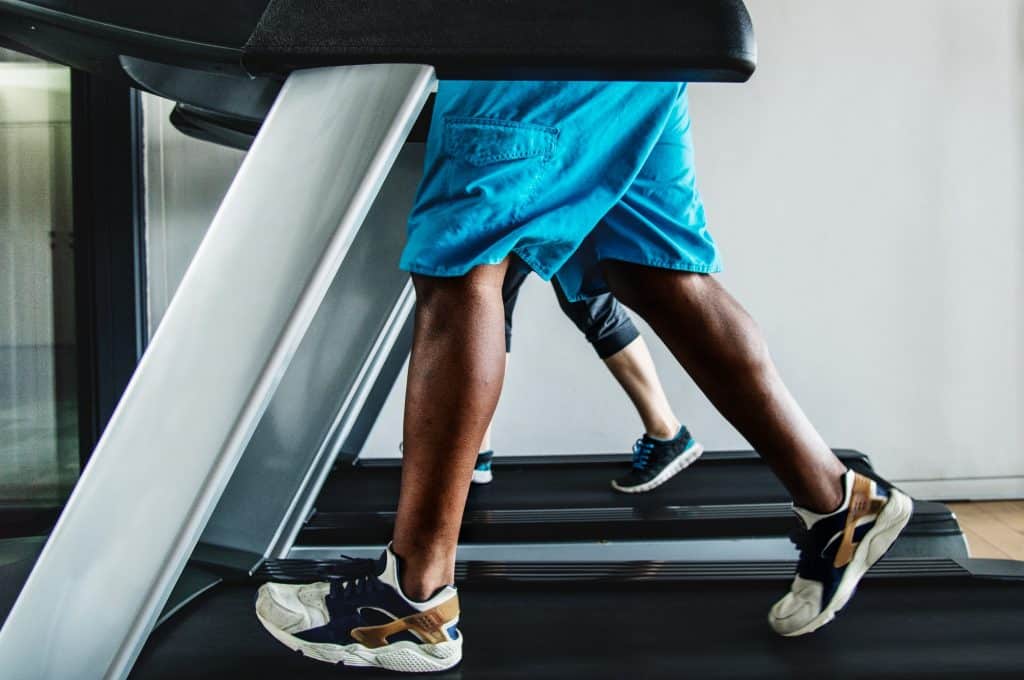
[611,426,703,493]
[255,547,462,672]
[768,469,914,636]
[472,450,494,484]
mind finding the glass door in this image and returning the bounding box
[0,47,77,535]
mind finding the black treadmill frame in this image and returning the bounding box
[72,69,148,469]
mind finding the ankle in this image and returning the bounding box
[796,469,848,515]
[645,418,682,441]
[392,544,454,601]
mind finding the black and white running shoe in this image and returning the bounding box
[256,546,462,672]
[611,426,703,493]
[769,469,914,636]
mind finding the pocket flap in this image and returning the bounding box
[444,117,558,167]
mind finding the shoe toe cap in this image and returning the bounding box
[256,582,327,634]
[768,578,823,635]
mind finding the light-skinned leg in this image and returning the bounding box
[602,336,681,440]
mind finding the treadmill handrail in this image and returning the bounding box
[0,0,244,69]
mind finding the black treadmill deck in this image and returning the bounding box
[7,546,1022,679]
[303,451,963,553]
[130,559,1024,679]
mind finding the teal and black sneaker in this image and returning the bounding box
[611,426,703,493]
[472,450,494,484]
[769,469,914,636]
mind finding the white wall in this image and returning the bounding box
[362,0,1024,499]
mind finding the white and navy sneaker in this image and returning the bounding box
[611,426,703,493]
[256,547,462,672]
[472,450,494,484]
[769,469,914,636]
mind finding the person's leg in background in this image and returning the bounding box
[473,254,701,492]
[552,279,677,439]
[550,278,702,492]
[601,338,679,440]
[600,265,842,510]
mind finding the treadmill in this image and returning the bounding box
[142,73,969,565]
[1,2,1021,678]
[119,56,967,567]
[296,451,966,562]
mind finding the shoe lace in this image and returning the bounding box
[789,526,813,552]
[631,437,656,470]
[789,526,827,579]
[325,556,380,601]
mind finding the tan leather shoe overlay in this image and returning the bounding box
[351,595,460,648]
[833,473,887,568]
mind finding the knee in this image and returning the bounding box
[412,274,458,314]
[603,260,708,317]
[412,267,505,328]
[552,286,589,330]
[412,277,463,333]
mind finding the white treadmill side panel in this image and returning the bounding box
[0,63,435,680]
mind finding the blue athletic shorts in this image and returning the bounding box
[400,81,720,301]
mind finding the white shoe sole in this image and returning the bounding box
[611,442,704,494]
[770,488,915,637]
[255,589,462,673]
[471,468,493,484]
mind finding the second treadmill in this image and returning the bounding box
[291,449,968,563]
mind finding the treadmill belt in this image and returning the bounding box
[131,571,1024,679]
[303,451,963,551]
[318,451,875,512]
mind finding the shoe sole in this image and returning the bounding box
[471,468,493,484]
[771,488,915,637]
[611,442,704,494]
[255,589,462,673]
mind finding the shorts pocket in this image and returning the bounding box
[443,116,559,227]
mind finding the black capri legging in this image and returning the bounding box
[502,256,639,359]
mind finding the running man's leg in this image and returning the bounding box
[584,81,911,636]
[602,264,912,636]
[393,262,510,598]
[255,261,508,672]
[256,269,500,672]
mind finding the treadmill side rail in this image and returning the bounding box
[0,63,436,680]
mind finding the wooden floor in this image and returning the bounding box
[946,501,1024,561]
